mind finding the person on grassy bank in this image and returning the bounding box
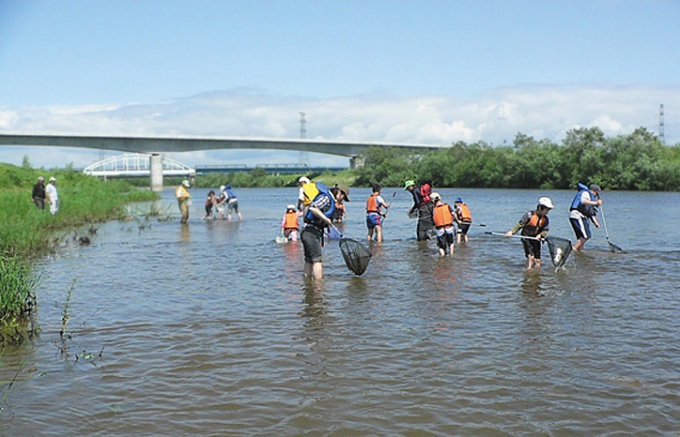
[32,176,46,210]
[0,163,160,343]
[46,176,59,215]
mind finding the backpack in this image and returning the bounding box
[420,183,432,203]
[304,182,336,224]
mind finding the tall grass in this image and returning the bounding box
[0,255,37,341]
[0,163,159,342]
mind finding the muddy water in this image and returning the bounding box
[1,187,679,435]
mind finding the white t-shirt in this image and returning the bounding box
[46,183,58,202]
[569,191,591,219]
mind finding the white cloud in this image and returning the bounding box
[1,84,678,169]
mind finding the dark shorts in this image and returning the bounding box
[301,225,324,264]
[522,239,541,259]
[366,213,382,229]
[570,217,591,240]
[458,222,471,235]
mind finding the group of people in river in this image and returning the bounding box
[176,176,604,278]
[175,180,243,224]
[291,177,604,278]
[31,175,60,215]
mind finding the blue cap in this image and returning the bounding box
[455,197,463,203]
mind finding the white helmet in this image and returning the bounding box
[430,192,441,202]
[538,196,554,209]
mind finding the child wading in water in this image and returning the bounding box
[365,184,390,242]
[431,192,456,257]
[202,190,217,220]
[505,197,554,270]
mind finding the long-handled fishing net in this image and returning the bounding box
[338,238,373,276]
[486,232,572,270]
[545,236,572,270]
[599,206,623,253]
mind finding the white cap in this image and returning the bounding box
[538,196,554,209]
[430,192,441,202]
[182,180,190,187]
[219,185,226,191]
[38,176,45,181]
[49,176,56,182]
[286,204,296,210]
[298,177,310,184]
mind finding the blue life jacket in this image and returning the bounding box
[225,186,236,199]
[570,183,597,217]
[304,182,336,226]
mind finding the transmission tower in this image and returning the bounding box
[659,104,665,144]
[299,112,307,139]
[298,112,309,166]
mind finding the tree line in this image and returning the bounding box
[353,127,680,191]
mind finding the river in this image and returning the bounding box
[1,187,679,435]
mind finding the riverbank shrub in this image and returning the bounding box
[354,127,680,191]
[0,254,38,343]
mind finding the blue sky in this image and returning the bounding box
[1,0,679,168]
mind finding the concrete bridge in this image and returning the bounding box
[0,132,443,190]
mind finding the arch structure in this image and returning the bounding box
[83,153,195,178]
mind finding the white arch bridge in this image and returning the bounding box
[83,153,196,179]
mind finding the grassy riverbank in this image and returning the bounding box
[0,163,158,342]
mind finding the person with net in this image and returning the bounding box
[300,180,336,280]
[366,184,390,243]
[505,197,554,270]
[569,183,603,252]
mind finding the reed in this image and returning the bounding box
[0,255,37,342]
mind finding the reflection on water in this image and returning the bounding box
[1,188,680,435]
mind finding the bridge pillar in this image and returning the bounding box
[150,153,163,191]
[350,155,365,168]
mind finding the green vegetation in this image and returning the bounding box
[0,162,158,342]
[124,126,680,192]
[354,127,680,191]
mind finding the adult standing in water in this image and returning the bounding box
[176,179,191,224]
[32,176,46,210]
[300,179,335,280]
[45,176,59,216]
[569,183,603,252]
[222,185,243,222]
[404,180,434,241]
[296,176,311,211]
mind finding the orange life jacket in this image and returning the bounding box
[283,211,299,230]
[457,203,472,222]
[433,203,454,228]
[523,212,547,237]
[366,193,379,213]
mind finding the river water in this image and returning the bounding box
[1,187,679,435]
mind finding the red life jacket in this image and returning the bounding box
[433,203,453,228]
[420,183,432,204]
